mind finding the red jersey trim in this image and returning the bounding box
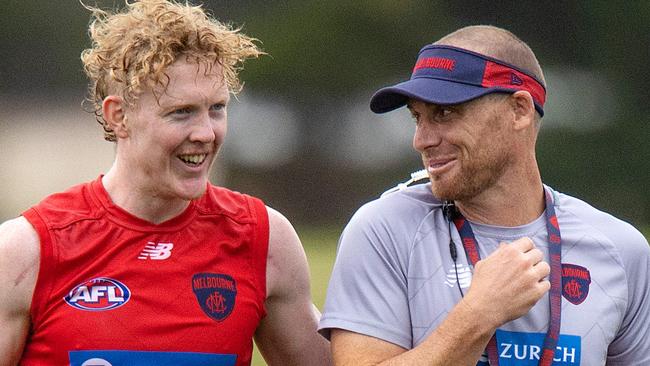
[22,208,57,331]
[248,196,269,318]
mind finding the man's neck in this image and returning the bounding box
[454,174,545,227]
[102,165,190,225]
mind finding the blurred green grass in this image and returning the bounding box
[298,226,341,309]
[252,226,650,365]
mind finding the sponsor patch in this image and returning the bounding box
[64,277,130,311]
[192,273,237,322]
[561,263,591,305]
[69,350,236,366]
[495,330,581,365]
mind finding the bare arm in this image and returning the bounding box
[0,217,40,366]
[332,237,550,366]
[254,207,331,366]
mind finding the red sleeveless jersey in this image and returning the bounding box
[20,177,269,366]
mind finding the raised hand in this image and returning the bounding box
[461,237,551,328]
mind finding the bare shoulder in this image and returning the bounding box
[264,206,309,297]
[0,217,40,312]
[266,206,301,247]
[255,207,330,365]
[0,217,40,364]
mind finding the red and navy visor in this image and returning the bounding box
[370,45,546,116]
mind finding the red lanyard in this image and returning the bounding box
[452,188,562,366]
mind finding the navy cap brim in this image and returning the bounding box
[369,78,501,114]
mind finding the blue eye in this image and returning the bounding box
[210,103,225,111]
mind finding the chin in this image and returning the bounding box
[429,176,457,200]
[175,178,209,200]
[430,180,470,201]
[430,186,454,201]
[432,176,491,202]
[185,189,206,200]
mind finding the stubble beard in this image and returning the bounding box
[429,147,509,202]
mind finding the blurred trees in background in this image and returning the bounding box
[1,0,648,227]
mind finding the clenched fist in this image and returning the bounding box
[461,237,550,328]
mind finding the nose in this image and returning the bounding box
[412,119,442,153]
[190,111,218,143]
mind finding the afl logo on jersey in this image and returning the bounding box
[64,277,131,311]
[192,273,237,322]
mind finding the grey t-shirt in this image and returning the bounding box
[319,183,650,365]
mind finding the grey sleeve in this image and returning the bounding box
[318,202,414,349]
[606,227,650,365]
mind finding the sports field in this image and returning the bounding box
[252,226,650,365]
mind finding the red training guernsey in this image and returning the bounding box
[20,176,269,366]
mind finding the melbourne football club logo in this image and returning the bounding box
[192,273,237,322]
[64,277,131,311]
[561,264,591,305]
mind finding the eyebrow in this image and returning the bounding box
[158,92,229,108]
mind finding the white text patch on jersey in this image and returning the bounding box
[444,263,472,289]
[138,242,174,260]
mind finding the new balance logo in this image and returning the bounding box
[138,242,174,260]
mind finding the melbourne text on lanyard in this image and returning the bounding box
[451,188,562,366]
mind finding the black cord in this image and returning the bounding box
[448,219,465,298]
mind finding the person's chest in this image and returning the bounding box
[23,218,266,366]
[406,230,625,365]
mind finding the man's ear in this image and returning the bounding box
[102,95,129,139]
[510,90,536,131]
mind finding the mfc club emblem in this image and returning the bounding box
[561,263,591,305]
[192,273,237,322]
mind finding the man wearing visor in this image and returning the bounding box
[319,25,650,365]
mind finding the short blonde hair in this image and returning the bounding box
[81,0,263,141]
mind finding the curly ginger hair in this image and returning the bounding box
[81,0,263,141]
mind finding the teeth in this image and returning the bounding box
[179,154,206,165]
